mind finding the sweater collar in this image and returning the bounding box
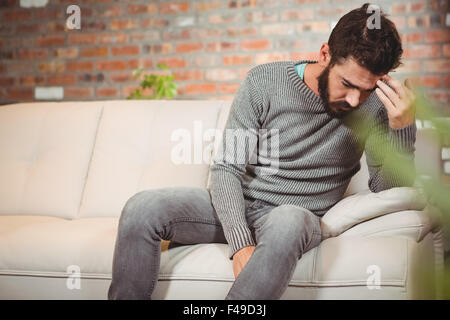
[286,60,326,111]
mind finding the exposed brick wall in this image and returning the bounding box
[0,0,448,110]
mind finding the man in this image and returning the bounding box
[108,3,417,300]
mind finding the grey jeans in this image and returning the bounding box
[108,186,322,300]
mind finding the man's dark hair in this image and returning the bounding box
[327,3,403,75]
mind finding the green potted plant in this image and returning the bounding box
[127,63,178,100]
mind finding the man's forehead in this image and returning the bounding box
[332,58,382,88]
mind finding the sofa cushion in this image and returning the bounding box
[0,215,423,295]
[338,208,435,242]
[0,102,103,219]
[78,100,226,218]
[321,187,427,239]
[0,216,118,278]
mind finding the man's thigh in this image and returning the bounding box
[132,186,227,245]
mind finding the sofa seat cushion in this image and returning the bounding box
[0,216,427,291]
[0,216,118,278]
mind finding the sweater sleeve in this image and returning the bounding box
[209,72,264,259]
[364,105,417,192]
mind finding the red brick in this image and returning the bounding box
[408,16,430,28]
[47,74,76,86]
[121,86,153,99]
[391,3,407,14]
[409,75,441,88]
[144,44,172,55]
[98,33,128,44]
[219,83,240,94]
[444,44,450,57]
[159,2,190,14]
[95,5,121,17]
[296,22,330,33]
[17,23,45,34]
[3,10,32,22]
[255,52,290,65]
[389,16,406,30]
[96,60,128,71]
[175,42,204,54]
[141,18,170,28]
[426,90,450,104]
[246,11,278,23]
[290,52,320,61]
[425,30,450,43]
[127,59,140,70]
[185,83,217,95]
[403,44,441,59]
[206,42,238,52]
[37,61,65,73]
[443,75,450,88]
[81,47,108,57]
[195,1,222,11]
[209,14,241,24]
[163,30,191,41]
[37,35,65,47]
[53,48,79,59]
[226,27,257,37]
[396,60,422,73]
[111,45,140,56]
[223,55,253,66]
[17,49,48,60]
[33,8,64,20]
[227,0,257,8]
[410,1,426,12]
[19,75,45,86]
[423,59,450,73]
[64,87,93,99]
[96,87,118,98]
[241,39,271,51]
[68,34,96,45]
[205,69,239,82]
[280,9,314,21]
[402,32,423,44]
[0,77,14,86]
[7,88,33,100]
[109,72,133,83]
[66,61,94,72]
[82,21,107,32]
[128,4,157,14]
[110,19,139,30]
[129,31,160,42]
[173,70,203,81]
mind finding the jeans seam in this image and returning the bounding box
[161,217,223,230]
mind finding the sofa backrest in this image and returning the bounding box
[0,102,103,219]
[78,100,226,218]
[0,100,441,219]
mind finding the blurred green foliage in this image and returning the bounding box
[127,63,178,100]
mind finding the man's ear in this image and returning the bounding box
[318,43,331,67]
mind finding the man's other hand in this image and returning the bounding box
[232,245,256,278]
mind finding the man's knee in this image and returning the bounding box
[119,189,169,232]
[264,205,317,244]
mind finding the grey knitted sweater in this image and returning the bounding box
[209,60,416,258]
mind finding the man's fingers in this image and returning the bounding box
[382,74,406,100]
[375,87,396,114]
[376,79,401,107]
[403,78,417,101]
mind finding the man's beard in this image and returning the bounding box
[317,66,354,118]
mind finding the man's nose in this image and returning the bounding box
[345,90,360,108]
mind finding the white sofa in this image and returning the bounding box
[0,100,444,299]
